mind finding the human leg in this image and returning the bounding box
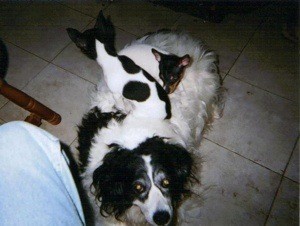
[0,121,85,226]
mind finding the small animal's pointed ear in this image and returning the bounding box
[179,54,190,67]
[66,28,88,50]
[152,48,162,62]
[66,28,81,43]
[95,10,105,28]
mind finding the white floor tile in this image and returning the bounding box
[0,3,93,61]
[105,1,180,36]
[205,76,298,173]
[0,64,94,145]
[173,7,264,74]
[285,140,299,183]
[0,43,48,108]
[181,139,281,225]
[230,17,298,101]
[61,1,110,18]
[266,178,299,226]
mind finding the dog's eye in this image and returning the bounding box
[134,183,145,193]
[161,179,170,188]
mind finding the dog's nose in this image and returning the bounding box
[153,210,170,225]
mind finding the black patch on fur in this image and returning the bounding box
[142,70,155,82]
[142,69,172,119]
[77,107,126,170]
[94,11,116,56]
[92,148,147,219]
[118,55,141,74]
[155,83,171,119]
[122,81,150,102]
[0,38,9,78]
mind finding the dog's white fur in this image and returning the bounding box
[83,31,224,225]
[134,156,173,225]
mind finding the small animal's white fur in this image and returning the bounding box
[95,40,169,120]
[118,44,166,87]
[84,31,224,225]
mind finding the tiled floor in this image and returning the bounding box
[0,1,298,225]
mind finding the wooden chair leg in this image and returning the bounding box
[0,79,61,126]
[25,113,42,127]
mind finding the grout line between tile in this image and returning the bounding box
[50,62,96,85]
[115,26,138,37]
[0,41,53,106]
[51,19,96,63]
[70,136,78,146]
[263,135,300,225]
[56,1,110,19]
[203,137,284,177]
[0,98,9,110]
[223,17,266,81]
[282,174,300,185]
[225,74,296,103]
[4,40,51,63]
[0,116,7,123]
[222,13,297,103]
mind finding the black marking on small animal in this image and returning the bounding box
[94,11,117,57]
[67,28,98,60]
[77,107,126,170]
[118,55,141,74]
[155,83,171,119]
[67,11,117,59]
[122,81,150,102]
[142,70,155,82]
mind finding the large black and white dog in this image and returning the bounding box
[68,12,224,226]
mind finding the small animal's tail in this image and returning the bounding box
[94,11,116,54]
[0,38,8,78]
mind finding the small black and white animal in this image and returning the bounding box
[68,12,171,120]
[67,15,190,96]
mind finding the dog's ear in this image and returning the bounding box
[92,147,140,218]
[167,145,193,180]
[152,48,163,62]
[179,54,190,67]
[66,28,88,51]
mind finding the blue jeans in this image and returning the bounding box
[0,121,85,226]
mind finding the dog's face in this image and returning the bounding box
[92,137,193,225]
[152,49,190,94]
